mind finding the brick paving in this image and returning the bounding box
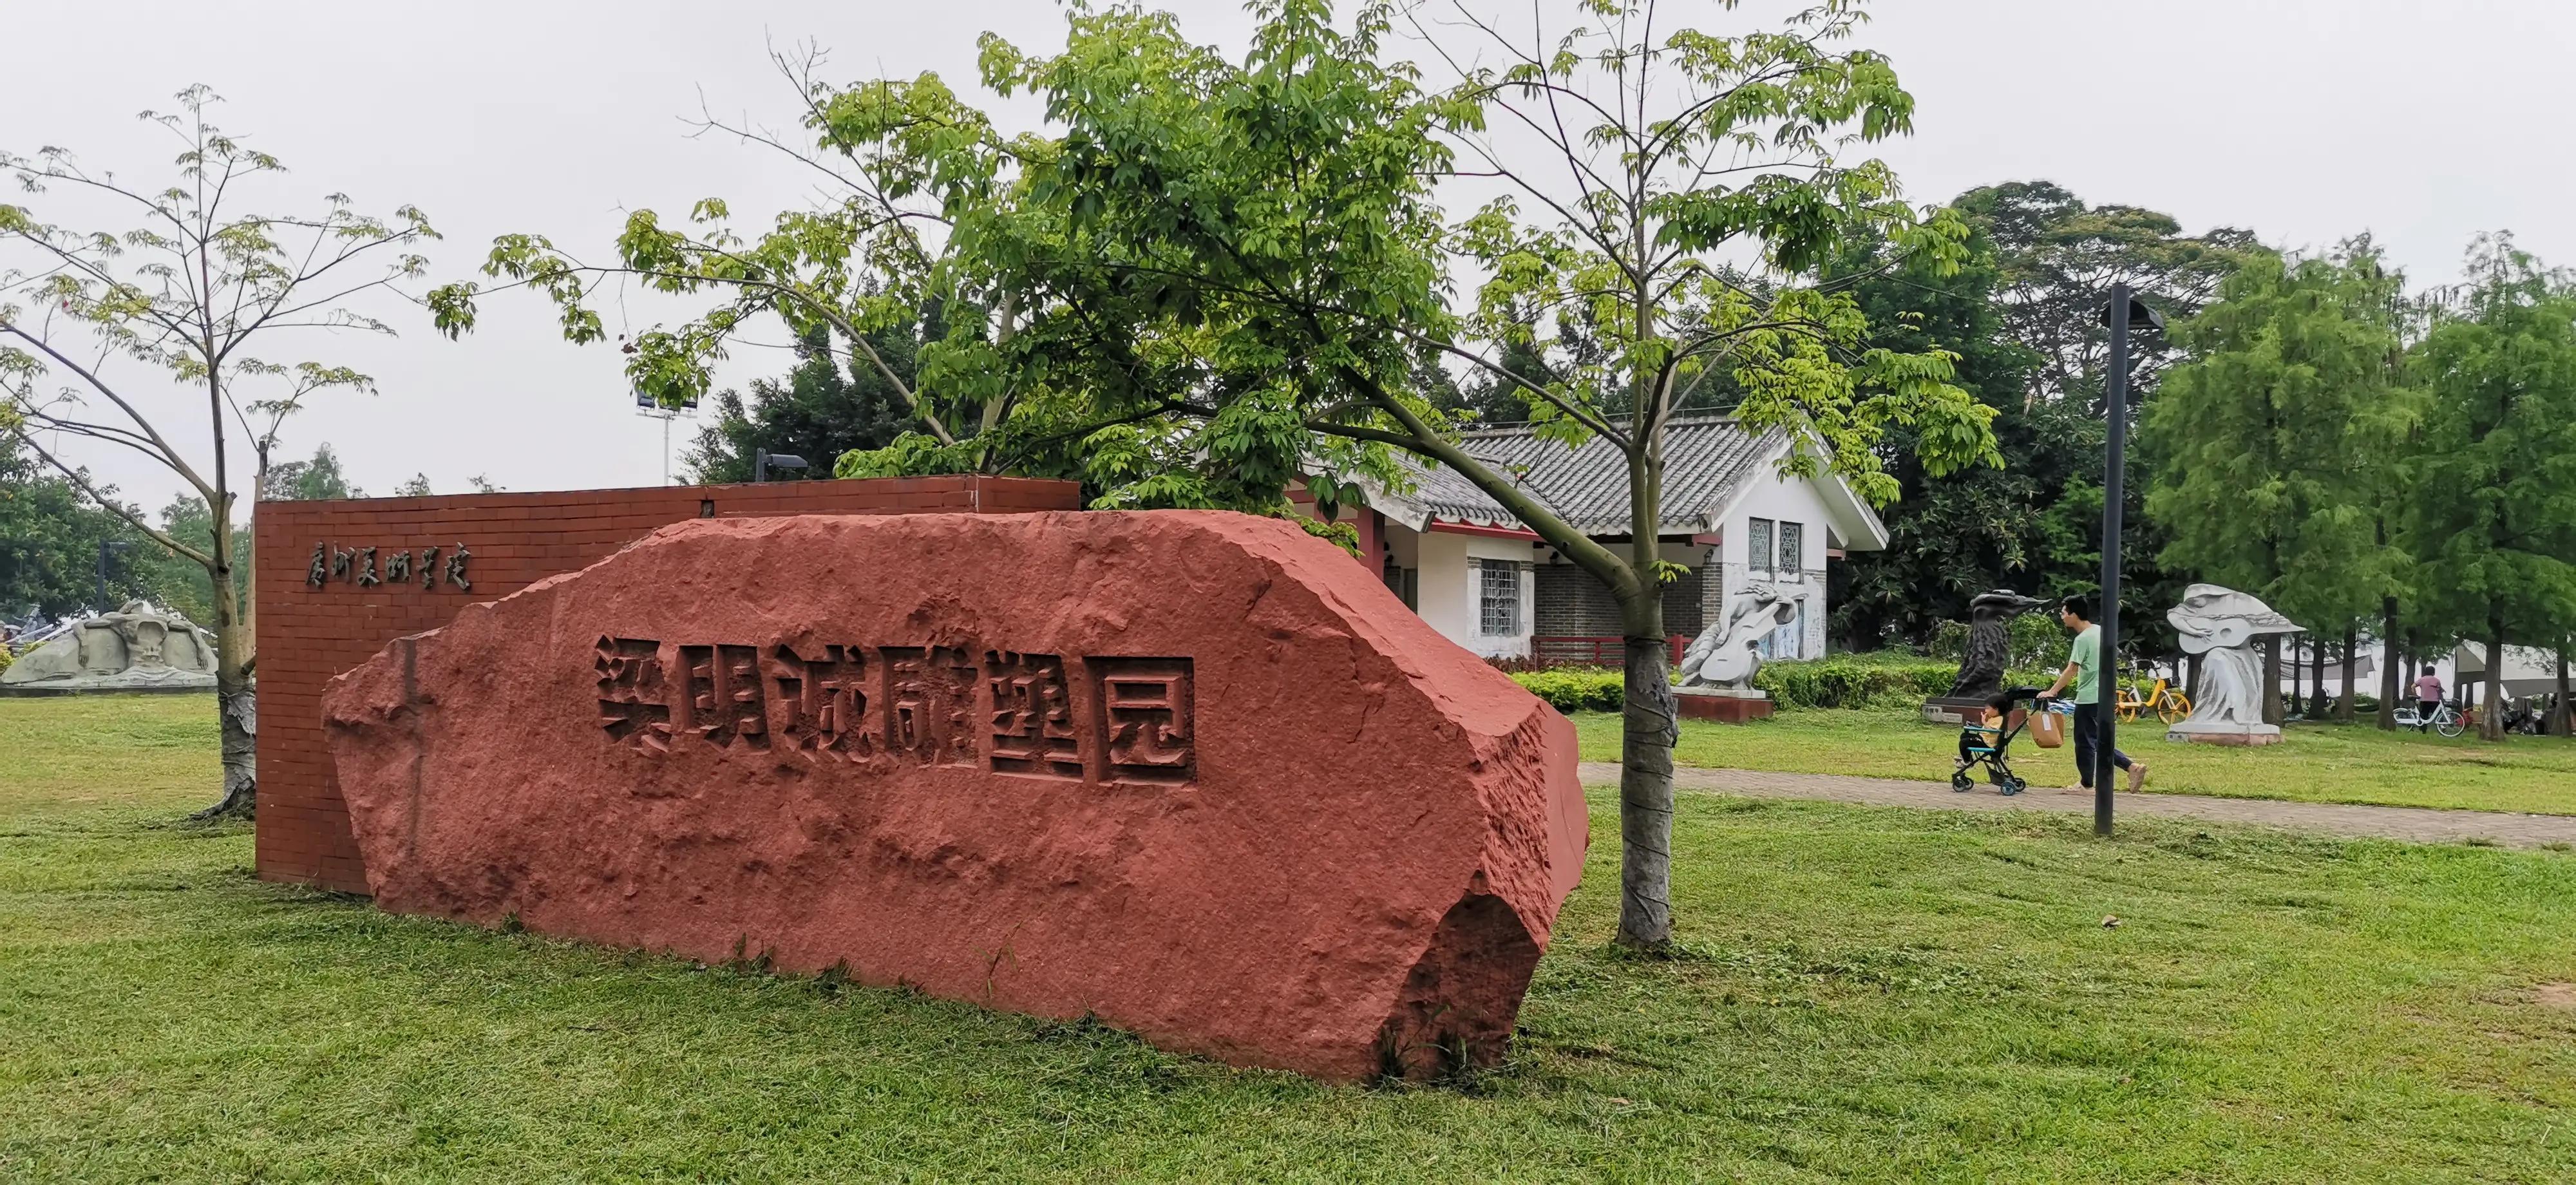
[1575,762,2576,849]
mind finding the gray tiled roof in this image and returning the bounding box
[1391,416,1789,536]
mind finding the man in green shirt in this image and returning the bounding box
[2040,596,2148,793]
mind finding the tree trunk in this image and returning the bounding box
[2309,634,2328,723]
[1616,624,1675,949]
[2481,614,2507,741]
[2261,636,2284,726]
[2553,638,2571,738]
[194,496,257,819]
[2377,598,2401,730]
[2337,625,2358,724]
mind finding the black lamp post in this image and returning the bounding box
[97,540,134,611]
[2096,284,2165,837]
[753,449,810,484]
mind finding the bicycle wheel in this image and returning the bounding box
[2117,701,2141,725]
[2158,692,2191,725]
[2435,710,2465,739]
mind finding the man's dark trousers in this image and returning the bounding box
[2072,701,2133,789]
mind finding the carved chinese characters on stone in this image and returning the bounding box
[356,546,381,587]
[307,543,329,587]
[444,544,473,592]
[773,644,871,759]
[595,637,673,753]
[589,640,1197,788]
[1095,658,1195,785]
[884,645,979,767]
[386,549,412,584]
[681,644,768,749]
[987,650,1081,780]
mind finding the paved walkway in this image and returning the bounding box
[1573,762,2576,849]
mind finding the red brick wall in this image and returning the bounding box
[253,475,1081,892]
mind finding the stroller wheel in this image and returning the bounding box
[1951,769,1973,793]
[1999,776,2025,797]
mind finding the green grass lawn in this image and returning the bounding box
[1571,706,2576,815]
[7,696,2576,1180]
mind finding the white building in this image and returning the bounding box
[1299,417,1889,664]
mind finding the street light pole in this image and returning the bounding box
[97,540,134,611]
[2096,285,2133,837]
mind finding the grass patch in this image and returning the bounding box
[5,697,2576,1180]
[1571,706,2576,815]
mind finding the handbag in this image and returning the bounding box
[2030,705,2067,748]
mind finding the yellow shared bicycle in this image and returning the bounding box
[2116,666,2192,725]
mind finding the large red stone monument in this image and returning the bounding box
[321,511,1587,1080]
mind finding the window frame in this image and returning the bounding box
[1477,560,1522,637]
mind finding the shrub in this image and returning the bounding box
[1509,667,1624,712]
[1511,653,2018,713]
[1752,656,1956,710]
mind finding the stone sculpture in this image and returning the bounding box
[0,601,218,695]
[2166,582,2302,745]
[1920,590,2045,725]
[1678,582,1802,690]
[322,511,1587,1081]
[1946,590,2047,701]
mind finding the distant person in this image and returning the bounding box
[2038,596,2148,793]
[2414,665,2445,731]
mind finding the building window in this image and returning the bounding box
[1747,517,1774,576]
[1479,561,1522,636]
[1777,520,1804,580]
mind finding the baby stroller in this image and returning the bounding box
[1952,687,2052,796]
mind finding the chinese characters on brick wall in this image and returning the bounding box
[595,637,1195,786]
[307,542,473,591]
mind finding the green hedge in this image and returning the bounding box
[1751,656,1956,709]
[1510,668,1625,712]
[1509,653,2058,713]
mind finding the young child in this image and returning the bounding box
[1955,694,2009,772]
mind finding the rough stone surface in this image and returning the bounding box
[322,511,1586,1081]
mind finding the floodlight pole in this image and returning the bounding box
[2097,284,2133,838]
[97,540,133,611]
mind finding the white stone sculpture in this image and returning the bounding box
[0,600,219,695]
[1678,582,1804,690]
[2165,583,2302,745]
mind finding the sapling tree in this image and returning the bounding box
[432,0,1998,949]
[0,86,435,817]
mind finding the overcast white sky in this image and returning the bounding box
[6,0,2570,511]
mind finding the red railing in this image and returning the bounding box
[1530,634,1688,668]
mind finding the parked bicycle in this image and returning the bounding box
[2114,661,2192,725]
[2392,701,2474,738]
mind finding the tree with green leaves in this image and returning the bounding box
[261,442,365,501]
[431,0,1997,949]
[0,87,436,818]
[2403,234,2576,740]
[1961,180,2255,408]
[686,325,921,484]
[1828,222,2042,647]
[2145,240,2418,726]
[0,432,162,618]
